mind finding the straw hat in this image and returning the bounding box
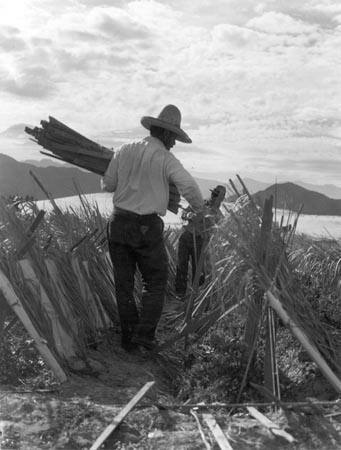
[141,104,192,143]
[210,185,226,196]
[210,185,226,202]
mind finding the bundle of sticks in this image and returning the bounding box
[25,117,181,213]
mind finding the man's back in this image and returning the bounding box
[113,136,170,215]
[102,136,204,216]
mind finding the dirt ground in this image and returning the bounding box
[1,333,341,450]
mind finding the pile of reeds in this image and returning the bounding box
[159,189,341,397]
[220,198,339,364]
[289,235,341,330]
[0,194,117,375]
[290,235,341,292]
[25,117,181,213]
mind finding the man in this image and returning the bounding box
[101,104,204,351]
[175,185,226,298]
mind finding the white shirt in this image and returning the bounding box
[101,136,204,216]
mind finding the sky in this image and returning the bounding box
[0,0,340,185]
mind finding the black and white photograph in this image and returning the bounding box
[0,0,340,448]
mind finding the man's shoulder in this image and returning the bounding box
[116,138,148,155]
[164,149,182,166]
[119,138,144,149]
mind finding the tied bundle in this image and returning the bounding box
[25,117,181,213]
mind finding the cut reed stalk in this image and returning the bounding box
[266,289,341,393]
[0,268,67,382]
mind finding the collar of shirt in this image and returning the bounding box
[143,135,168,152]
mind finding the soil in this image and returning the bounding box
[1,331,341,450]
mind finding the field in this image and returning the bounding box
[0,192,341,449]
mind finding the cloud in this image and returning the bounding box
[55,48,107,73]
[92,127,143,148]
[174,143,221,156]
[0,66,54,98]
[212,23,260,47]
[249,156,341,177]
[311,3,341,16]
[0,25,26,52]
[0,34,26,52]
[246,11,317,35]
[91,8,152,40]
[63,30,103,42]
[1,25,20,35]
[30,37,53,46]
[77,0,126,5]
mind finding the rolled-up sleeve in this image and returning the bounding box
[165,154,204,212]
[101,151,119,192]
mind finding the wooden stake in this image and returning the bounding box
[71,257,102,329]
[243,195,273,393]
[266,290,341,394]
[247,406,296,443]
[123,399,341,410]
[82,260,111,328]
[29,170,63,216]
[45,259,78,331]
[90,381,155,450]
[202,413,233,450]
[264,307,280,402]
[0,268,67,382]
[16,210,45,259]
[228,179,241,198]
[190,409,211,450]
[235,174,262,219]
[19,259,77,360]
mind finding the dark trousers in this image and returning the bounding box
[175,229,205,296]
[107,209,168,342]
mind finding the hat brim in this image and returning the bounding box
[141,116,192,143]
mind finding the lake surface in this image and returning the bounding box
[36,193,341,240]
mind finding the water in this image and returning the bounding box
[36,193,181,226]
[36,193,341,239]
[277,211,341,240]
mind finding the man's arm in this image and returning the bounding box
[165,155,204,212]
[101,151,119,192]
[215,208,224,223]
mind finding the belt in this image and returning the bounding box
[113,207,158,219]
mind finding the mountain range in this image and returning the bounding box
[191,171,341,199]
[1,154,341,216]
[1,122,341,199]
[0,154,101,200]
[0,154,220,200]
[15,157,341,200]
[1,153,341,216]
[253,182,341,216]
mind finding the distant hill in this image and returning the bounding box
[0,123,30,138]
[192,171,270,194]
[253,182,341,216]
[193,170,341,199]
[23,158,66,168]
[193,177,227,198]
[295,181,341,200]
[238,178,269,194]
[0,154,102,200]
[0,154,222,201]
